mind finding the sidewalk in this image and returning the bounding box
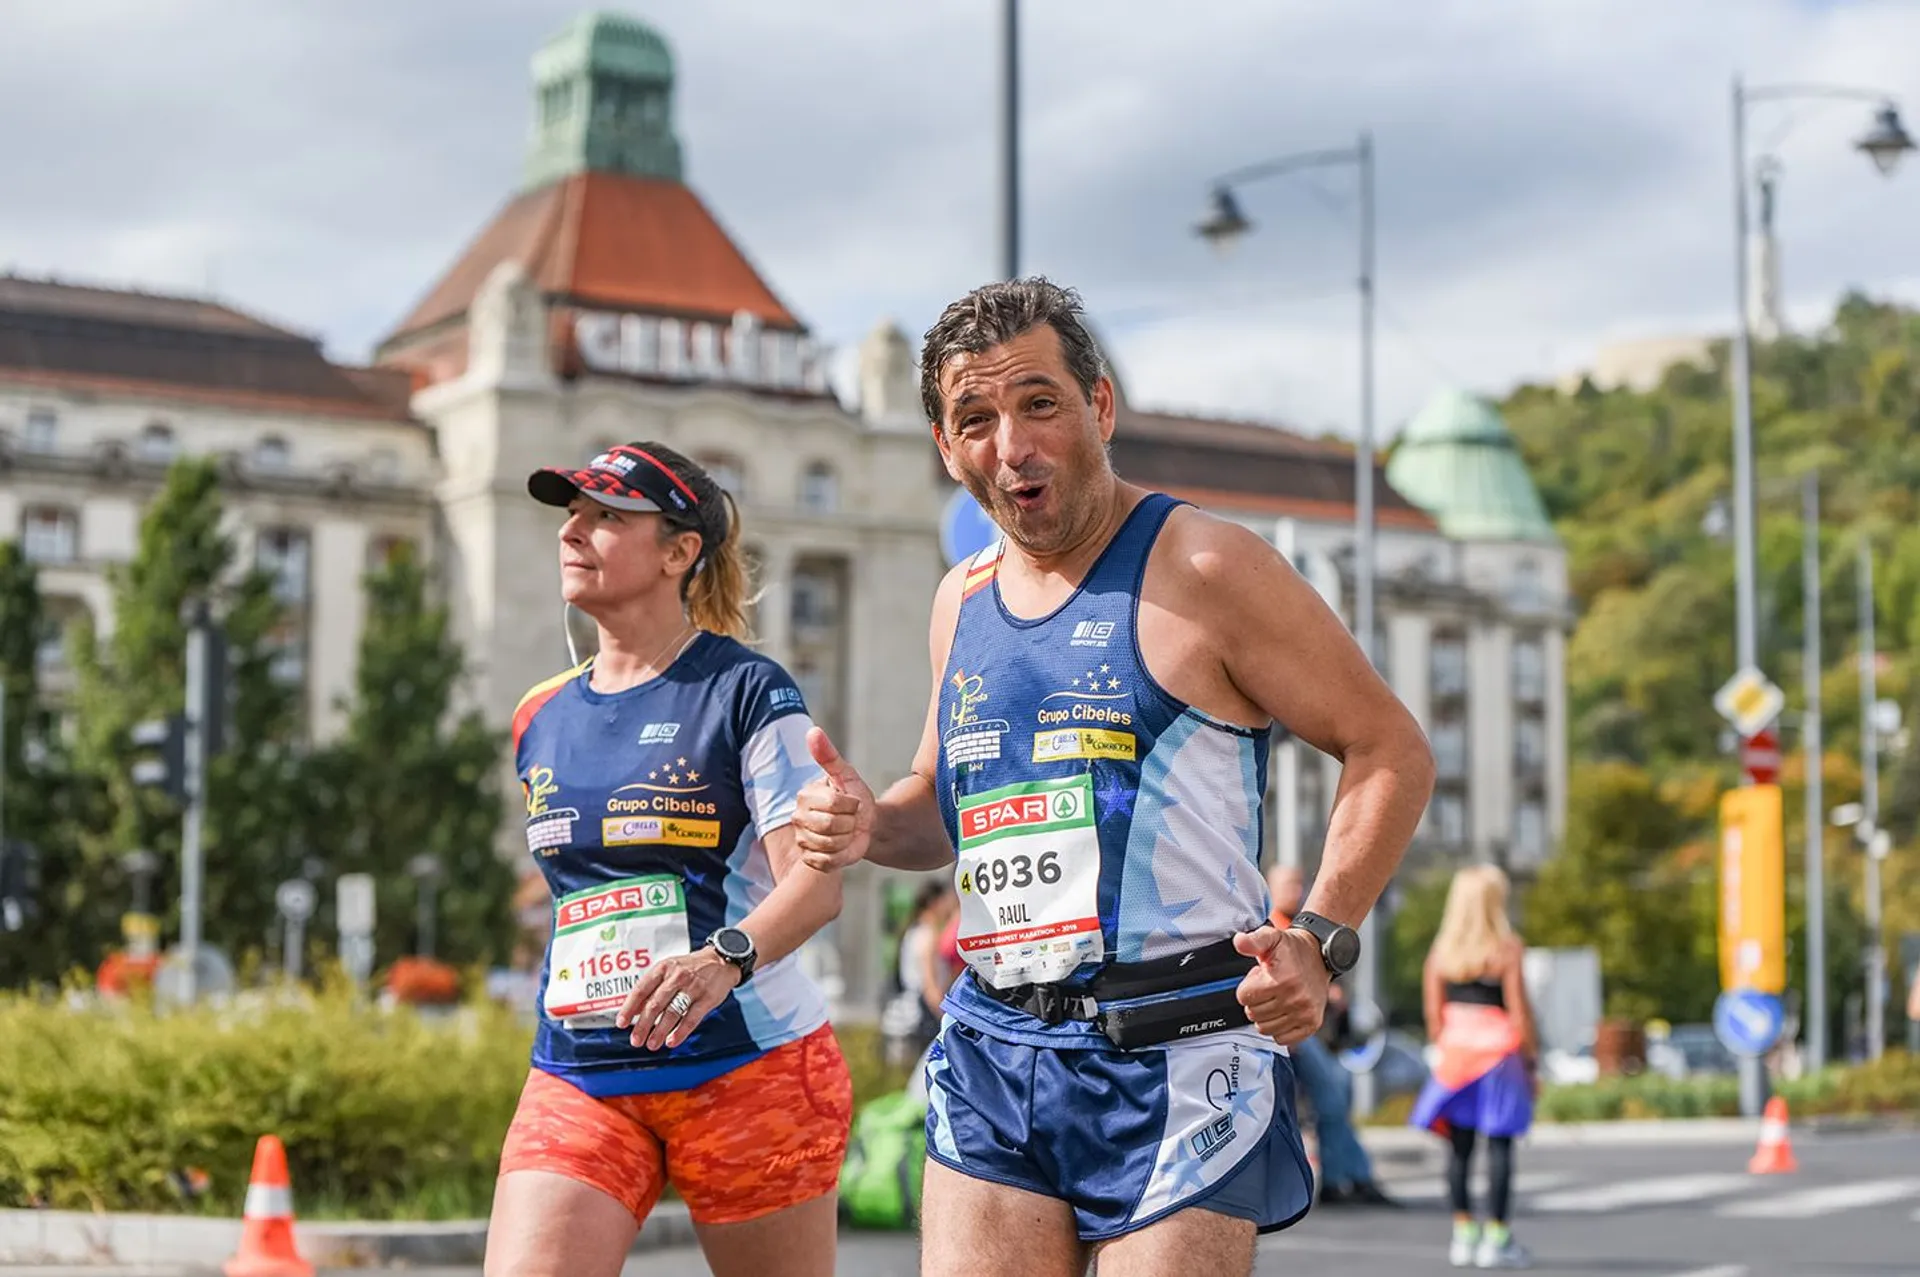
[0,1203,695,1269]
[5,1116,1905,1269]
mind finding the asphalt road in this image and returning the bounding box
[12,1129,1913,1277]
[620,1127,1920,1276]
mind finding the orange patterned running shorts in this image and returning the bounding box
[498,1023,853,1225]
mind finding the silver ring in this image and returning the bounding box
[668,991,693,1017]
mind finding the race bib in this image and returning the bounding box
[544,875,689,1030]
[954,774,1103,988]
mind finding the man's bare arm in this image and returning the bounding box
[1192,519,1435,929]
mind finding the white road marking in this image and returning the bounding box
[1662,1266,1747,1277]
[1386,1170,1580,1202]
[1717,1177,1920,1218]
[1531,1172,1752,1213]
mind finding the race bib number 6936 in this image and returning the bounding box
[954,774,1103,988]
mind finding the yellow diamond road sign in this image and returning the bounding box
[1714,666,1785,738]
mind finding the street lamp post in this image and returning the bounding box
[1726,79,1911,1099]
[1195,132,1380,1110]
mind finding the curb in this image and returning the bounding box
[0,1203,696,1269]
[9,1116,1909,1268]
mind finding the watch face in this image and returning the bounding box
[1326,927,1362,973]
[714,928,752,960]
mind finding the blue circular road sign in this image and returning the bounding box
[939,487,1000,568]
[1712,989,1785,1058]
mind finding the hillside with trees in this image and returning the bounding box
[1393,293,1920,1048]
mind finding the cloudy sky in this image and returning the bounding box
[5,0,1919,439]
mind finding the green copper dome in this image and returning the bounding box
[525,12,684,190]
[1386,388,1557,543]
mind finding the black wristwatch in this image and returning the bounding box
[706,927,758,984]
[1289,911,1362,978]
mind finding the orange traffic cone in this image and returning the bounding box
[1747,1096,1798,1175]
[225,1135,314,1277]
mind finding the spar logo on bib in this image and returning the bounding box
[958,780,1085,847]
[554,878,682,930]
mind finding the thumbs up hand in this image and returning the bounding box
[1233,923,1330,1045]
[795,727,876,872]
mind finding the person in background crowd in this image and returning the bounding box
[1410,864,1537,1269]
[1268,863,1399,1208]
[884,881,958,1066]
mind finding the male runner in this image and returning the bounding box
[794,278,1434,1276]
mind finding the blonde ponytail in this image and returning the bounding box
[685,490,751,639]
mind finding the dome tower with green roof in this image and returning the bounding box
[1386,389,1557,544]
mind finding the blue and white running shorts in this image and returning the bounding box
[922,1019,1315,1241]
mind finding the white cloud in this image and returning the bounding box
[3,0,1918,440]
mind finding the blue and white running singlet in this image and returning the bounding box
[933,493,1274,1049]
[513,634,826,1097]
[924,493,1312,1239]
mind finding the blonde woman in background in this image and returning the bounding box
[1409,865,1538,1269]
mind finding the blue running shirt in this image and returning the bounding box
[513,634,827,1095]
[934,494,1272,1049]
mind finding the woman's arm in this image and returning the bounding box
[1422,954,1444,1044]
[920,925,949,1016]
[732,823,844,967]
[1500,939,1539,1062]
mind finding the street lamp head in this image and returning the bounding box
[1854,103,1915,176]
[1194,185,1252,252]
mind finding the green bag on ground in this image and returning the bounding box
[838,1089,929,1229]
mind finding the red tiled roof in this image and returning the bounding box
[0,366,420,423]
[0,274,302,338]
[0,276,417,422]
[1110,406,1433,530]
[1160,484,1439,531]
[380,172,805,357]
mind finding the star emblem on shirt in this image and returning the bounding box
[685,770,700,783]
[676,757,688,767]
[668,773,682,785]
[648,769,659,781]
[1108,678,1120,690]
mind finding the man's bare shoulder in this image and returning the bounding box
[1151,502,1283,593]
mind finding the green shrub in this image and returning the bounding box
[0,981,531,1217]
[0,983,919,1219]
[1532,1052,1920,1124]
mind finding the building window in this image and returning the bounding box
[23,408,58,454]
[699,453,746,502]
[253,435,290,472]
[138,422,176,464]
[256,527,311,607]
[1510,558,1545,610]
[257,527,311,692]
[790,561,842,634]
[1432,791,1467,846]
[1515,713,1546,774]
[1431,630,1468,700]
[1430,717,1467,782]
[1512,798,1547,864]
[800,462,838,514]
[22,507,78,564]
[1512,633,1545,705]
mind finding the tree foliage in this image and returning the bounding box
[3,458,512,988]
[1504,292,1920,1036]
